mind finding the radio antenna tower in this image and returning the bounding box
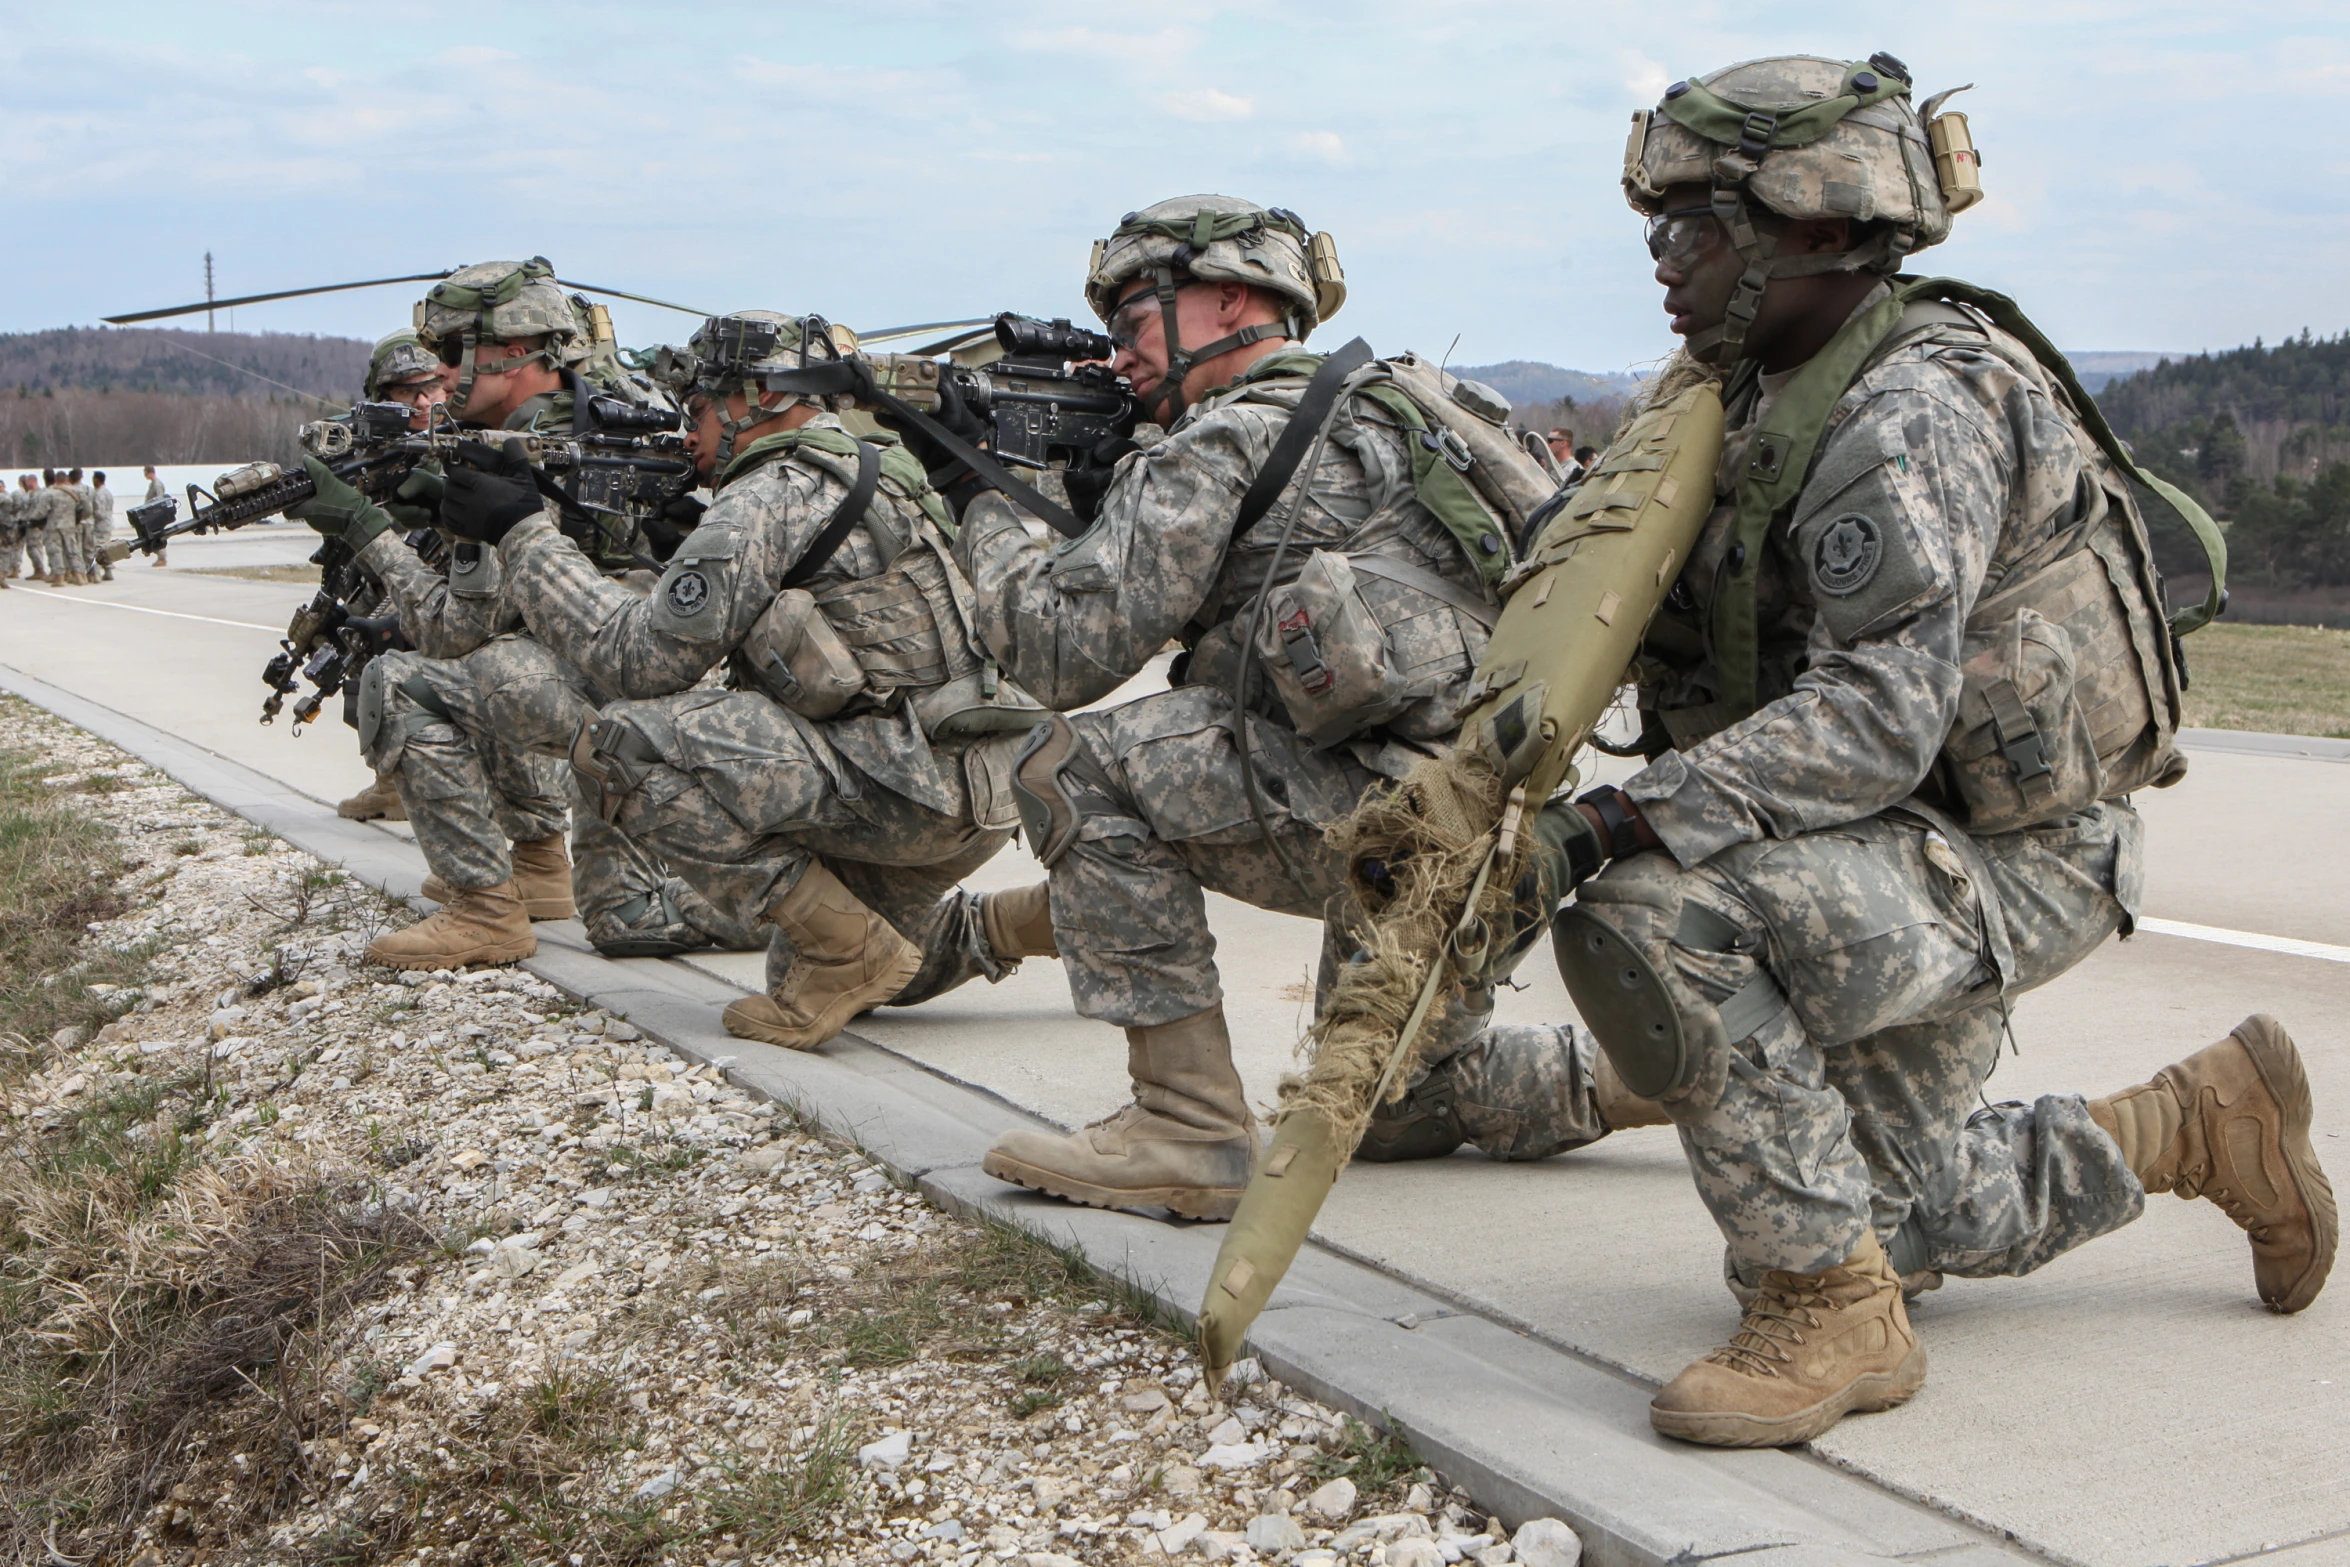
[205,253,216,333]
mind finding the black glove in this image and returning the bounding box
[440,439,544,546]
[1062,434,1141,526]
[285,457,394,550]
[384,466,444,531]
[637,491,706,564]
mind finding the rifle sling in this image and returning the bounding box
[1228,337,1375,544]
[781,440,883,591]
[857,385,1090,541]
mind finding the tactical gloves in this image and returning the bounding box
[285,458,394,553]
[1063,434,1141,526]
[439,439,546,546]
[385,467,444,531]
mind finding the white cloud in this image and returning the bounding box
[1289,130,1348,164]
[1158,88,1255,122]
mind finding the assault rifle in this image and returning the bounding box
[256,528,447,730]
[742,313,1136,539]
[121,397,697,567]
[865,314,1135,480]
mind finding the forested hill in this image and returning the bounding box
[0,327,372,401]
[2097,330,2350,613]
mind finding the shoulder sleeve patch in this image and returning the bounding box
[1791,430,1946,645]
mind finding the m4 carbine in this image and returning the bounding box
[257,529,446,730]
[865,314,1136,486]
[122,399,697,566]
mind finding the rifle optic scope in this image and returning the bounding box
[994,314,1115,365]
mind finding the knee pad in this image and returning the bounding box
[354,654,448,773]
[1553,904,1689,1100]
[1359,1073,1468,1163]
[1010,713,1116,868]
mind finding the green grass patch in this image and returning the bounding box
[1302,1412,1425,1506]
[2181,621,2350,739]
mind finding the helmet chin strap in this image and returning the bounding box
[1140,263,1300,426]
[1684,182,1895,367]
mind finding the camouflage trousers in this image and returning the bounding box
[1542,799,2147,1281]
[0,529,20,575]
[80,522,109,573]
[576,687,1014,969]
[35,521,86,578]
[1046,685,1497,1051]
[1390,1021,1615,1162]
[359,639,755,952]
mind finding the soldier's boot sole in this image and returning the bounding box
[979,1146,1247,1222]
[2210,1016,2336,1313]
[1648,1341,1927,1449]
[719,955,916,1050]
[594,934,704,960]
[337,780,407,821]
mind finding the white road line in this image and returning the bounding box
[8,588,276,633]
[2138,917,2350,966]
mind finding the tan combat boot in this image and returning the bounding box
[1594,1049,1670,1130]
[425,835,575,919]
[982,1004,1258,1221]
[336,773,408,822]
[721,863,921,1050]
[980,881,1058,959]
[2090,1014,2336,1313]
[366,882,536,971]
[1651,1228,1926,1447]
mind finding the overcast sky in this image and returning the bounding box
[3,2,2342,375]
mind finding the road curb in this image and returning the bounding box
[0,659,2045,1567]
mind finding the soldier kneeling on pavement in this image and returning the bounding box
[940,196,1662,1222]
[1462,54,2333,1449]
[434,310,1037,1047]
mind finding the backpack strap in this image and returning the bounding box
[781,441,884,591]
[1227,337,1377,543]
[1710,276,2229,718]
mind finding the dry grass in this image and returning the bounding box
[2180,621,2350,739]
[0,715,431,1562]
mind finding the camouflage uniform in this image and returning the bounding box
[88,480,114,573]
[356,383,755,954]
[0,488,22,578]
[495,414,1019,955]
[955,350,1497,1030]
[38,483,87,578]
[1470,284,2151,1284]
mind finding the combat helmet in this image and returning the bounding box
[363,330,442,400]
[1085,195,1347,421]
[413,257,597,406]
[1623,53,1983,363]
[645,311,857,469]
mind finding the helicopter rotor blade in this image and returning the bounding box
[554,281,712,318]
[103,271,460,325]
[907,328,1004,357]
[851,317,998,346]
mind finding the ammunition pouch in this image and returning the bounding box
[1250,549,1497,749]
[1937,519,2185,835]
[739,587,867,720]
[568,714,665,825]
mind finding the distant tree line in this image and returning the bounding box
[0,386,312,470]
[2098,330,2350,592]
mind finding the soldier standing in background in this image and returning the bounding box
[87,471,115,581]
[0,476,21,587]
[37,471,88,585]
[143,466,171,567]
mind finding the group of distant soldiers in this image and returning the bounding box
[0,465,139,587]
[227,50,2326,1454]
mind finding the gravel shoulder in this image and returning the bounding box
[0,694,1579,1567]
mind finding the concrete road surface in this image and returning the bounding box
[4,553,2346,1567]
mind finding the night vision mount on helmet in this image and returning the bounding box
[1623,53,1984,365]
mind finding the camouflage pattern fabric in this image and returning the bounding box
[954,352,1495,1029]
[1379,1020,1614,1163]
[37,486,87,577]
[1477,287,2174,1280]
[493,412,1018,952]
[1564,801,2144,1277]
[0,491,22,576]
